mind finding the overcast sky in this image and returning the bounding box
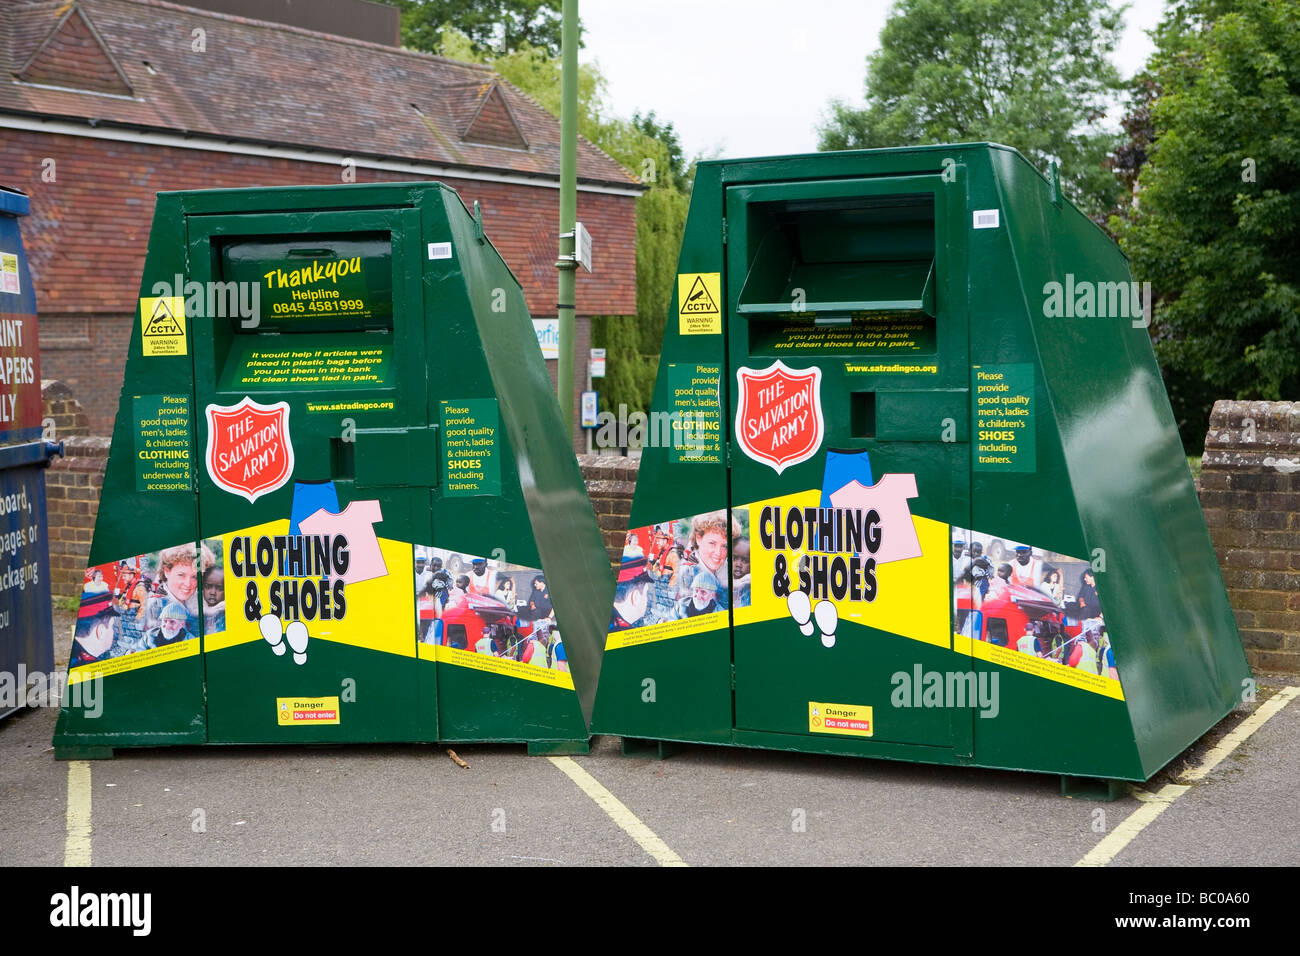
[579,0,1168,161]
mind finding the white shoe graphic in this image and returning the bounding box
[285,620,310,666]
[787,590,815,636]
[814,600,838,648]
[260,614,287,656]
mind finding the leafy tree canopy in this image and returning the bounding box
[386,0,570,58]
[818,0,1128,218]
[1114,0,1300,448]
[632,111,686,184]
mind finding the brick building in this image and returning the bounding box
[1,0,641,450]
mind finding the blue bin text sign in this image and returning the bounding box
[0,188,55,720]
[0,453,55,719]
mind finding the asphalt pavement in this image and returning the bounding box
[2,669,1296,867]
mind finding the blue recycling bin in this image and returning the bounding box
[0,186,62,719]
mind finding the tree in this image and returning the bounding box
[1114,0,1300,450]
[631,111,686,184]
[1110,1,1241,212]
[818,0,1127,219]
[386,0,569,57]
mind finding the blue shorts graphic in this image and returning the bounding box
[821,449,874,506]
[290,480,339,536]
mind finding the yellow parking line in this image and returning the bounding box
[548,756,687,867]
[1181,686,1299,782]
[1076,685,1299,867]
[1076,783,1188,867]
[64,761,92,867]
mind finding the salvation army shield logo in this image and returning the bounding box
[735,360,824,474]
[205,397,294,502]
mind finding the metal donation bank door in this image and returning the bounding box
[594,146,1252,788]
[54,182,615,757]
[725,172,974,754]
[188,206,432,742]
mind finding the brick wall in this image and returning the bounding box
[45,435,109,600]
[1200,399,1300,673]
[41,381,103,598]
[4,127,636,451]
[40,380,90,438]
[576,453,638,568]
[42,381,105,598]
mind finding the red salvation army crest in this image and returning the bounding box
[735,360,824,474]
[205,397,295,503]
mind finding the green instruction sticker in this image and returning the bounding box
[441,399,501,497]
[228,341,392,391]
[667,363,723,464]
[751,313,936,355]
[133,394,192,492]
[973,363,1035,472]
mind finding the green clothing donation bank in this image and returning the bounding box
[591,145,1250,792]
[54,183,612,758]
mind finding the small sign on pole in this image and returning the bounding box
[581,390,599,429]
[590,348,606,378]
[575,221,592,273]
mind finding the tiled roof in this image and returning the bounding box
[7,2,63,69]
[19,5,135,96]
[1,0,640,187]
[462,81,529,149]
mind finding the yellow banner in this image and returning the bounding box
[67,637,200,684]
[744,489,951,649]
[809,701,874,737]
[953,633,1125,701]
[214,519,416,658]
[430,643,575,690]
[203,627,248,654]
[605,609,727,650]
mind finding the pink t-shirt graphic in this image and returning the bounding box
[828,474,922,565]
[298,499,386,584]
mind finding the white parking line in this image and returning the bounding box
[1076,685,1299,867]
[548,756,687,867]
[64,761,92,867]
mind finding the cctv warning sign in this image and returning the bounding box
[678,272,721,335]
[139,296,187,357]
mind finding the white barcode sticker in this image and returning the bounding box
[427,242,453,260]
[973,209,1000,229]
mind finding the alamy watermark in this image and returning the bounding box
[150,274,261,328]
[50,886,150,935]
[891,665,1000,719]
[1043,274,1151,328]
[592,403,720,451]
[0,665,102,718]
